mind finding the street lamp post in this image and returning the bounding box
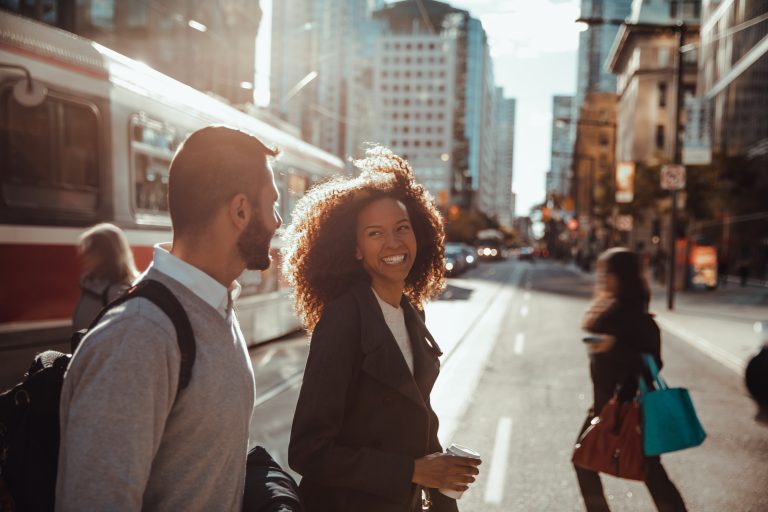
[668,22,687,311]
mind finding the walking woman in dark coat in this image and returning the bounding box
[575,248,687,512]
[282,147,481,512]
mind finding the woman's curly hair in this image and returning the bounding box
[281,146,446,332]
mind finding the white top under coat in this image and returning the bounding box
[139,243,242,319]
[371,287,414,374]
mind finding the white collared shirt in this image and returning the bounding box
[139,243,241,319]
[372,287,414,374]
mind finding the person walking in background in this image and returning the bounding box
[575,248,687,512]
[282,147,481,511]
[57,126,282,511]
[71,223,138,333]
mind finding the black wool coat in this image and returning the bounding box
[288,282,459,512]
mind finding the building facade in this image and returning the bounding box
[3,0,263,105]
[698,0,768,158]
[494,91,516,227]
[270,0,383,161]
[373,0,496,211]
[696,0,768,279]
[547,95,574,197]
[608,1,700,166]
[371,31,457,206]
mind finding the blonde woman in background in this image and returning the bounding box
[72,223,138,333]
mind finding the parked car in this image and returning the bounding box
[445,244,469,276]
[461,244,478,269]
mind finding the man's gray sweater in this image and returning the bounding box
[56,268,255,512]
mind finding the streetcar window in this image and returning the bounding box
[61,102,99,188]
[130,116,179,214]
[0,87,99,212]
[0,94,53,187]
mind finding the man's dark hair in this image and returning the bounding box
[168,125,278,237]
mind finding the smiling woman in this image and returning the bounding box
[281,146,445,332]
[281,147,482,511]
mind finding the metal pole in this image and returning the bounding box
[667,22,686,311]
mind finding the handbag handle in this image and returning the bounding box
[640,353,668,393]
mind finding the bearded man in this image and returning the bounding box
[56,126,282,512]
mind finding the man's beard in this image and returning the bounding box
[237,214,273,271]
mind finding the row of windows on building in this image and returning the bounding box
[387,112,446,121]
[382,41,446,51]
[381,70,448,81]
[390,125,446,136]
[390,139,446,149]
[382,97,448,107]
[380,80,446,92]
[380,56,447,66]
[388,136,446,148]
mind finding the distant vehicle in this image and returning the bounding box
[461,243,478,269]
[445,243,468,276]
[518,247,535,261]
[476,238,506,261]
[446,242,476,274]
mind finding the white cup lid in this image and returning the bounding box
[447,443,480,459]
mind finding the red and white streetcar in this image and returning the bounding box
[0,11,344,383]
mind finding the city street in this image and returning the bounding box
[249,258,768,511]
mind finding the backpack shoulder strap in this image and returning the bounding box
[82,279,196,396]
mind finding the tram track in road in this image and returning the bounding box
[439,262,526,366]
[432,261,528,444]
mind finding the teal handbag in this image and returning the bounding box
[638,354,706,456]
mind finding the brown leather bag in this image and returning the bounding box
[572,397,645,481]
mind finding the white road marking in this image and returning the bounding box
[484,416,513,504]
[520,305,529,317]
[523,292,531,301]
[514,333,525,355]
[433,271,521,444]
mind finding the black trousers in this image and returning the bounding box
[573,412,687,512]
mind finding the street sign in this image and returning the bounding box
[661,164,686,190]
[616,215,633,232]
[615,162,635,203]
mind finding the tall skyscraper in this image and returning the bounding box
[373,0,495,211]
[494,91,516,226]
[270,0,383,161]
[370,17,458,206]
[548,96,574,197]
[573,0,633,117]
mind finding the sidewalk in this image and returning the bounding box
[569,262,768,373]
[650,282,768,372]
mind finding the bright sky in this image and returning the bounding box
[254,0,584,216]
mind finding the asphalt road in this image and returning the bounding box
[442,259,768,512]
[5,258,765,510]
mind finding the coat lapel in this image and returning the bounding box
[402,299,441,402]
[353,284,426,408]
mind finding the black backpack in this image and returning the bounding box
[0,280,195,512]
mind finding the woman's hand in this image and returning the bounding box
[587,334,616,354]
[412,452,481,491]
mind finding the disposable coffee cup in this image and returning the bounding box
[438,443,481,500]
